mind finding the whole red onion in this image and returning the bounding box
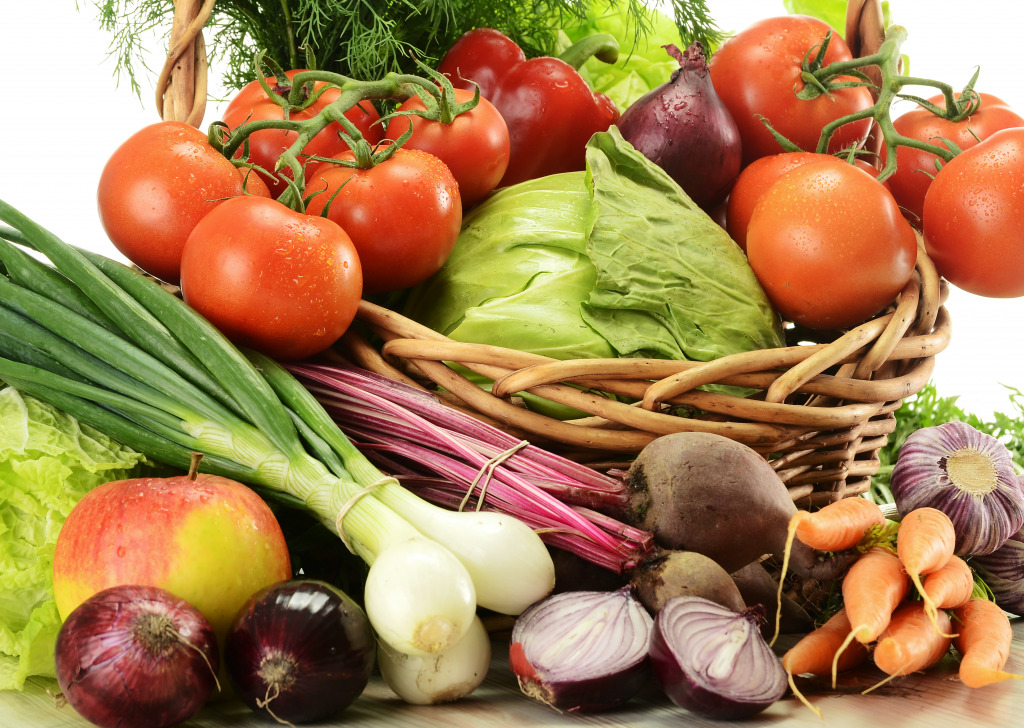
[54,584,220,728]
[224,579,376,723]
[616,42,742,212]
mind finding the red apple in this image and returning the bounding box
[52,471,292,641]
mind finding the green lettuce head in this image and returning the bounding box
[403,128,784,397]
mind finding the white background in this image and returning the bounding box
[0,1,1022,420]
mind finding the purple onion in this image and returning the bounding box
[509,586,653,712]
[54,584,220,728]
[971,525,1024,616]
[616,42,742,212]
[224,579,375,723]
[890,422,1024,556]
[649,596,785,720]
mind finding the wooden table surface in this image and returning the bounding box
[3,621,1022,727]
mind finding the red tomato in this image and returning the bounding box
[726,152,844,250]
[384,89,510,207]
[708,16,874,167]
[726,152,886,250]
[221,69,383,197]
[885,92,1024,226]
[179,196,362,361]
[305,148,462,295]
[923,127,1024,298]
[97,121,270,285]
[746,160,917,330]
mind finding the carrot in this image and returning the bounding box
[921,555,974,610]
[789,497,886,552]
[783,609,871,677]
[953,598,1024,688]
[842,546,910,643]
[774,497,887,644]
[871,601,954,680]
[896,507,957,636]
[782,607,871,717]
[782,608,870,718]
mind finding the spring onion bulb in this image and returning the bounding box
[363,535,477,655]
[378,615,492,704]
[0,201,525,656]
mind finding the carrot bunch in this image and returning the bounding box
[780,500,1022,717]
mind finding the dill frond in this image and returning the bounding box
[87,0,722,95]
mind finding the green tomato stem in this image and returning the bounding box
[802,24,969,178]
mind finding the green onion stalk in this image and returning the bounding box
[0,203,555,657]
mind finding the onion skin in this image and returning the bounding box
[649,596,786,721]
[971,525,1024,616]
[224,579,375,724]
[54,584,220,728]
[509,586,653,712]
[890,422,1024,556]
[616,42,741,212]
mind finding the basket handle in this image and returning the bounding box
[156,0,216,127]
[845,0,892,163]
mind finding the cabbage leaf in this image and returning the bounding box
[0,386,148,691]
[404,128,783,371]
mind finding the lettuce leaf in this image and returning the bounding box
[0,386,148,691]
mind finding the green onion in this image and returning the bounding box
[0,199,556,656]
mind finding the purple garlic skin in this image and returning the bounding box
[890,421,1024,556]
[972,522,1024,616]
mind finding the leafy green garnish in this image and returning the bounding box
[90,0,721,97]
[872,382,1024,503]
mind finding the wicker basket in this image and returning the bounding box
[339,246,949,506]
[160,0,951,506]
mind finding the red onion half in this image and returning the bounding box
[650,596,786,720]
[890,422,1024,556]
[616,42,742,212]
[224,579,376,724]
[509,586,653,712]
[54,584,220,728]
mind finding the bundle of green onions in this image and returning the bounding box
[0,199,555,658]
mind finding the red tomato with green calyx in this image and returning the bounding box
[305,147,462,295]
[384,88,510,208]
[709,15,874,167]
[746,160,917,330]
[97,121,270,285]
[179,196,362,361]
[221,69,383,197]
[922,126,1024,298]
[885,92,1024,226]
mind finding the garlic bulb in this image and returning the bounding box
[889,421,1024,556]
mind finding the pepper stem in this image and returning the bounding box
[558,32,620,69]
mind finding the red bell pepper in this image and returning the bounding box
[438,28,621,187]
